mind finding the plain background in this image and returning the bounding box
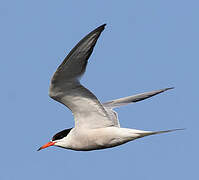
[0,0,198,179]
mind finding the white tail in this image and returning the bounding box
[136,128,185,138]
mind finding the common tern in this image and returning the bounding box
[38,24,183,151]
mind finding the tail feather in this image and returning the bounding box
[136,128,185,138]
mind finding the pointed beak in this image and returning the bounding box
[37,141,55,151]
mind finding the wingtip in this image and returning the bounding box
[163,87,175,91]
[98,23,107,30]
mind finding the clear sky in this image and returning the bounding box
[0,0,198,179]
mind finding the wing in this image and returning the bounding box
[103,88,174,109]
[49,24,115,129]
[103,107,120,127]
[102,88,173,127]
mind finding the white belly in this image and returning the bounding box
[66,127,140,151]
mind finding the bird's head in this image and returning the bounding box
[37,128,72,151]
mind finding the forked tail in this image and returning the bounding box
[136,128,185,138]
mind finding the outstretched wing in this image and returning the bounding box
[103,88,174,109]
[102,88,173,127]
[49,24,115,129]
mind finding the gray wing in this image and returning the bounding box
[103,88,174,109]
[102,88,173,127]
[103,107,120,127]
[49,24,115,129]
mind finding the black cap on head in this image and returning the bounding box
[52,128,72,141]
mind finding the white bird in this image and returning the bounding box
[38,24,183,151]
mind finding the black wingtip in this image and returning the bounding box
[101,23,107,28]
[95,23,107,32]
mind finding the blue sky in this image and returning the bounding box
[0,0,198,179]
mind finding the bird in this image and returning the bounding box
[38,24,183,151]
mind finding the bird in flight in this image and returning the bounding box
[38,24,183,151]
